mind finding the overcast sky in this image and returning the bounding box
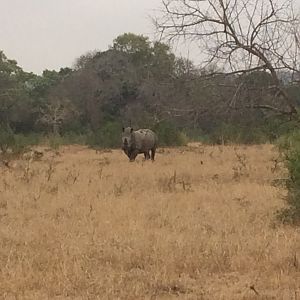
[0,0,170,74]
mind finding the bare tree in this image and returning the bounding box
[38,97,78,135]
[155,0,300,116]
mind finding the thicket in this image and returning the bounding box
[276,129,300,225]
[3,34,299,151]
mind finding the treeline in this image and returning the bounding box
[1,33,300,149]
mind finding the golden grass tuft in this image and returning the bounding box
[0,143,299,299]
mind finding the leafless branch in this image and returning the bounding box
[156,0,300,116]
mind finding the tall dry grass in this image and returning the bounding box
[0,143,299,299]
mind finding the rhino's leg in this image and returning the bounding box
[144,152,150,160]
[123,149,130,159]
[129,149,139,162]
[150,148,156,161]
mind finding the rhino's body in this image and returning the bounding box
[122,127,158,162]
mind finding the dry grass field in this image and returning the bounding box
[0,143,299,299]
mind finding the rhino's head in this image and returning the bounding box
[122,127,134,154]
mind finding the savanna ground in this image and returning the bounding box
[0,143,299,300]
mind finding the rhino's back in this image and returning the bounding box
[134,129,157,151]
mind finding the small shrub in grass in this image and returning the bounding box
[277,130,300,224]
[177,131,189,146]
[47,134,63,150]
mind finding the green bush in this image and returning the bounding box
[0,125,15,153]
[261,118,298,141]
[40,132,89,149]
[87,121,122,148]
[14,133,41,146]
[209,123,268,145]
[153,121,188,146]
[86,120,188,149]
[184,128,210,143]
[13,133,40,153]
[277,130,300,224]
[60,132,88,145]
[0,126,39,156]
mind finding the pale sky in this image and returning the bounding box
[3,1,296,75]
[0,0,166,74]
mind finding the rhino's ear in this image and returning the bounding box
[130,127,134,133]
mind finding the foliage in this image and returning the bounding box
[0,51,34,131]
[183,128,210,143]
[0,124,15,153]
[1,32,300,150]
[113,33,152,65]
[277,129,300,224]
[0,126,37,155]
[43,132,89,149]
[2,33,299,146]
[208,123,267,145]
[87,121,122,148]
[153,121,188,146]
[14,133,41,147]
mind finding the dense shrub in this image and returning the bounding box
[87,121,122,148]
[13,133,40,153]
[85,120,188,149]
[153,121,188,146]
[208,123,268,145]
[182,128,210,143]
[277,130,300,224]
[0,124,15,153]
[204,118,299,145]
[0,126,40,155]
